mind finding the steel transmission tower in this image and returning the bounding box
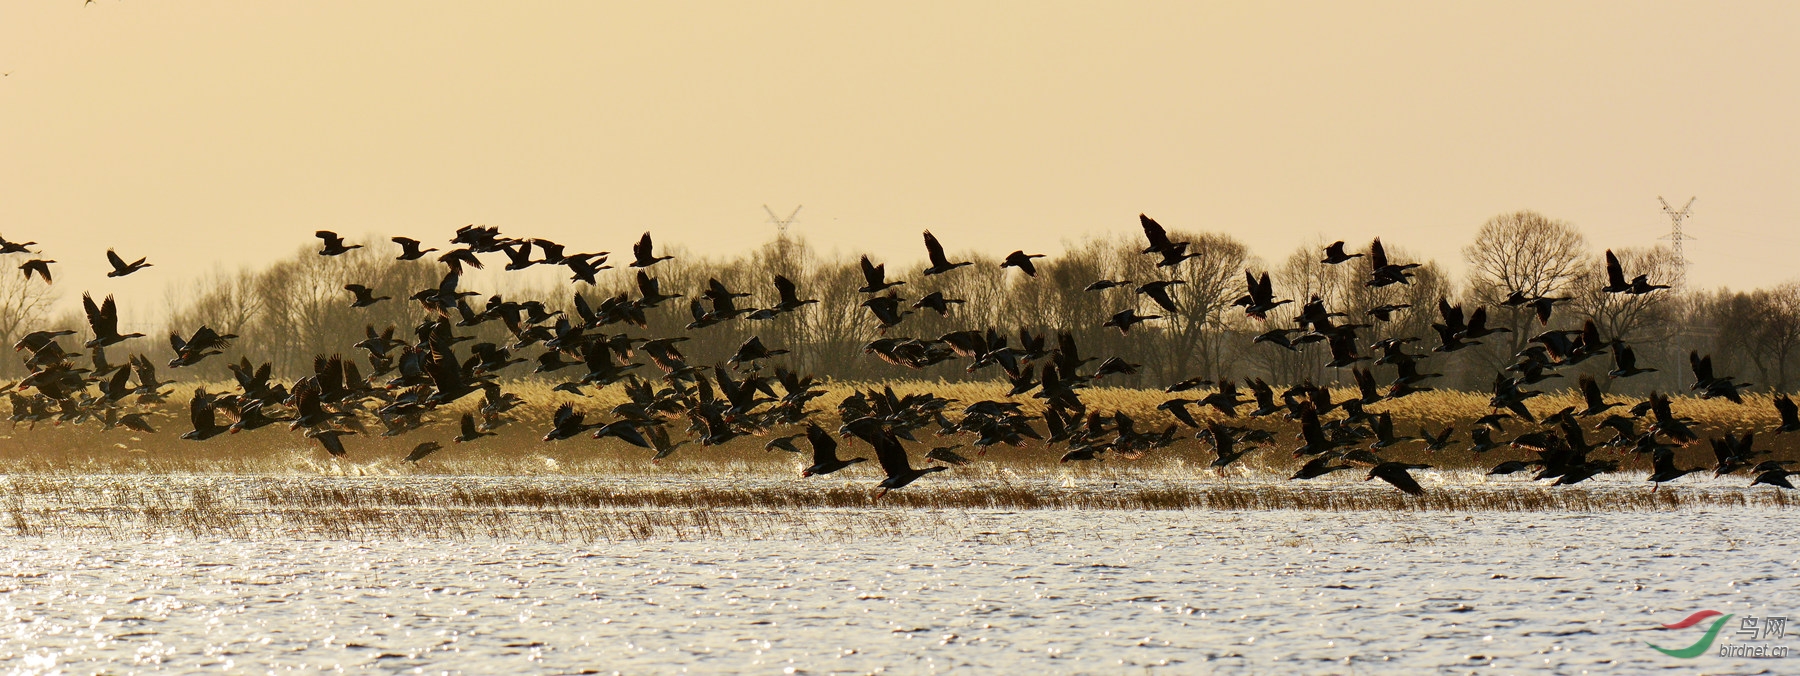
[764,205,802,239]
[1658,196,1696,284]
[763,205,804,278]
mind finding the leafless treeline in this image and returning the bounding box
[1,211,1796,395]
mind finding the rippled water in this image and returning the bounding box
[2,508,1796,673]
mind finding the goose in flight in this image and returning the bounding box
[316,231,362,256]
[871,429,946,497]
[168,325,236,367]
[1366,238,1420,287]
[1320,241,1362,265]
[1773,394,1800,434]
[772,274,817,312]
[1366,303,1411,322]
[1648,448,1702,491]
[1235,271,1290,319]
[392,236,438,260]
[437,248,484,275]
[1503,291,1570,325]
[726,336,790,368]
[83,294,144,348]
[344,284,391,308]
[633,271,682,308]
[1366,462,1430,495]
[454,412,496,444]
[1291,454,1352,480]
[565,254,609,284]
[764,434,805,454]
[631,232,674,268]
[529,238,568,265]
[0,235,37,254]
[1000,250,1045,276]
[105,249,151,277]
[862,293,912,329]
[1137,280,1184,313]
[1139,214,1197,266]
[912,291,964,317]
[801,423,866,477]
[926,445,971,466]
[19,259,53,284]
[1575,375,1621,417]
[542,403,599,441]
[1608,344,1656,379]
[857,255,904,293]
[921,231,972,275]
[1709,432,1763,477]
[1602,250,1671,294]
[1752,467,1796,489]
[501,241,536,271]
[1205,421,1254,469]
[1102,308,1160,335]
[404,441,444,462]
[180,389,226,441]
[308,429,353,457]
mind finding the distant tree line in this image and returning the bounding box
[2,211,1795,396]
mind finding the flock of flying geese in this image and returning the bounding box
[1,217,1796,497]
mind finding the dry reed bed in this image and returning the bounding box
[0,474,1792,542]
[2,383,1795,476]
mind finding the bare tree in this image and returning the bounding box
[0,271,59,377]
[1462,210,1592,367]
[1112,230,1250,383]
[1706,284,1800,393]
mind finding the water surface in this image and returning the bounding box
[2,508,1794,673]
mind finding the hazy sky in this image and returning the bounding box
[3,2,1798,321]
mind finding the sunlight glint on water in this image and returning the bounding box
[0,509,1794,672]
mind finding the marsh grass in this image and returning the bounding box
[1,382,1794,533]
[0,473,1790,542]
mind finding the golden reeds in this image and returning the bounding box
[0,473,1790,542]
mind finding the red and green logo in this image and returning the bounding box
[1647,610,1732,658]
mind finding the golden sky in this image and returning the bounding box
[2,2,1798,320]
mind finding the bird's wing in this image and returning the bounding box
[82,293,102,330]
[1139,214,1169,249]
[923,231,944,261]
[1379,467,1425,495]
[806,423,838,463]
[101,295,120,327]
[1775,394,1798,421]
[872,432,912,477]
[189,396,213,431]
[1652,449,1676,474]
[1146,286,1175,311]
[859,256,880,285]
